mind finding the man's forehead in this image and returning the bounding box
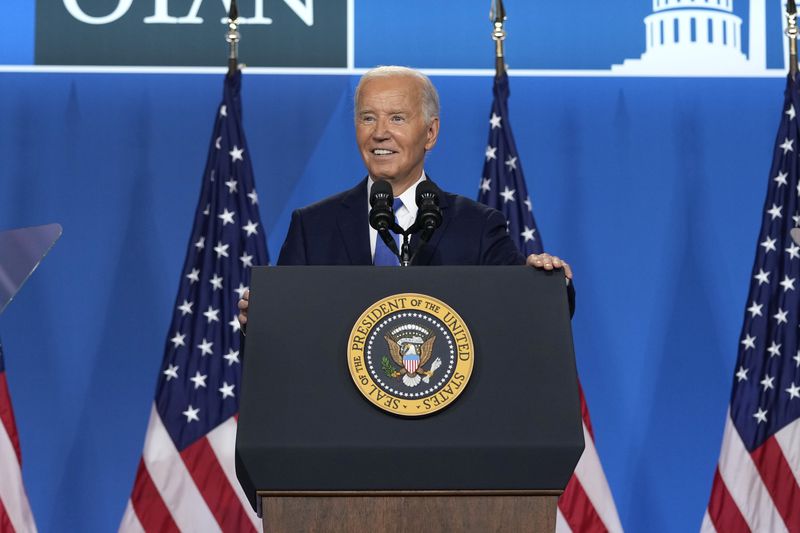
[357,77,422,111]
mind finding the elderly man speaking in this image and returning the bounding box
[239,66,572,325]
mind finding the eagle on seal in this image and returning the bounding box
[385,334,441,387]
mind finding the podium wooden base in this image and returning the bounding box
[259,491,560,533]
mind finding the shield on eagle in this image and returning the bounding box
[403,344,420,374]
[384,325,439,387]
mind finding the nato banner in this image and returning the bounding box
[35,0,347,67]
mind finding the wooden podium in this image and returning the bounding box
[237,267,583,533]
[259,492,558,532]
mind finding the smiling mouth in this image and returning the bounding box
[371,149,397,156]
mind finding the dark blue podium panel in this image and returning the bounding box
[237,266,583,506]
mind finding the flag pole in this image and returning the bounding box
[490,0,506,77]
[226,0,240,77]
[788,0,798,77]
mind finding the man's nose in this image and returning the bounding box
[371,116,391,140]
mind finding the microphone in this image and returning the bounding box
[369,180,400,256]
[369,180,394,231]
[415,180,442,243]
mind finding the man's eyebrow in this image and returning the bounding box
[356,108,413,117]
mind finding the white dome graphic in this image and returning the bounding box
[613,0,771,74]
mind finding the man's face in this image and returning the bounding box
[355,75,440,195]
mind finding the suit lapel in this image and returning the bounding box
[337,178,372,265]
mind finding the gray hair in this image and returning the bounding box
[354,66,440,125]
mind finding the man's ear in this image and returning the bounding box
[425,117,440,151]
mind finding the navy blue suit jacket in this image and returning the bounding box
[277,178,525,266]
[277,178,575,312]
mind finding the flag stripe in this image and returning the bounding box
[138,407,221,532]
[775,419,800,488]
[558,475,607,533]
[700,512,717,533]
[127,459,179,533]
[706,468,750,533]
[180,436,257,533]
[716,415,787,533]
[555,508,571,533]
[750,437,800,532]
[0,373,21,463]
[0,398,36,533]
[119,500,146,533]
[205,417,261,531]
[564,421,624,533]
[0,497,16,533]
[577,383,594,441]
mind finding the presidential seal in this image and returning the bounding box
[347,293,474,416]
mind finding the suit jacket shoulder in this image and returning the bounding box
[277,180,372,265]
[412,187,526,266]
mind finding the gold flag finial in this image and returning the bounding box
[226,0,240,77]
[788,0,798,77]
[490,0,507,75]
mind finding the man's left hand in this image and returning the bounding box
[526,253,573,280]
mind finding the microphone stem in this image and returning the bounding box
[400,232,412,267]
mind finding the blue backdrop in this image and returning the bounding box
[0,1,789,531]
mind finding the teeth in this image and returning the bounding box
[373,149,394,155]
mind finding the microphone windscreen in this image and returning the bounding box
[415,180,439,206]
[370,180,394,207]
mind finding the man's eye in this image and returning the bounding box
[361,116,375,123]
[391,115,405,123]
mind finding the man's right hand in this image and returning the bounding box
[237,289,250,329]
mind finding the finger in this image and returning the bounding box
[563,262,573,279]
[526,254,544,266]
[238,312,247,325]
[551,256,562,268]
[238,299,249,310]
[243,289,250,300]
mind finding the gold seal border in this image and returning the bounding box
[347,293,474,417]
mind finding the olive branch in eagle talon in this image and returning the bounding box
[383,332,442,387]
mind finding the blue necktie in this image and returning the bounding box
[373,198,403,266]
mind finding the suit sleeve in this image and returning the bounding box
[481,208,576,317]
[480,209,526,266]
[277,209,309,266]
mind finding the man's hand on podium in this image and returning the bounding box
[526,253,573,280]
[238,289,250,331]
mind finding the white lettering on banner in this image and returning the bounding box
[143,0,178,23]
[144,0,313,26]
[283,0,313,26]
[145,0,271,25]
[216,0,274,26]
[63,0,133,24]
[66,0,313,26]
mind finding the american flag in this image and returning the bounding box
[0,342,37,533]
[119,70,268,532]
[702,75,800,532]
[478,71,543,255]
[477,71,623,533]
